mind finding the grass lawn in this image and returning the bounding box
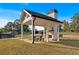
[0,39,79,55]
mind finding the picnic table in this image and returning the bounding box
[34,34,44,42]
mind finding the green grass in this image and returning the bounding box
[16,33,32,40]
[54,39,79,48]
[0,39,79,55]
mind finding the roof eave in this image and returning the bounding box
[24,9,63,23]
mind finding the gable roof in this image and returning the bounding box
[24,9,62,23]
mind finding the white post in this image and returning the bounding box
[46,23,50,42]
[57,24,59,41]
[21,22,23,39]
[43,27,45,41]
[53,24,59,41]
[46,28,49,42]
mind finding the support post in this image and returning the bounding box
[32,17,35,44]
[21,22,23,39]
[57,24,59,41]
[46,23,50,42]
[53,24,59,41]
[46,28,49,42]
[34,26,35,37]
[43,28,45,38]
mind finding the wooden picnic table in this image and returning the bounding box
[34,34,44,42]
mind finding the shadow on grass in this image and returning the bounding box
[54,39,79,48]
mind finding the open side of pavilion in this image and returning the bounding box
[20,9,62,44]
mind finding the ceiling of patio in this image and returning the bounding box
[25,17,59,28]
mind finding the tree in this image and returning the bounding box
[63,20,69,32]
[4,22,14,32]
[70,13,79,32]
[1,19,30,34]
[13,19,21,34]
[13,19,29,34]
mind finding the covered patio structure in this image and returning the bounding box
[20,9,62,44]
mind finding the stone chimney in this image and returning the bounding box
[48,9,58,19]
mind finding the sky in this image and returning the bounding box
[0,3,79,28]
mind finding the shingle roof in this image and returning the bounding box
[25,9,62,23]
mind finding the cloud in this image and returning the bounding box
[0,18,14,29]
[58,16,71,22]
[0,9,21,19]
[0,8,20,14]
[40,12,47,15]
[0,9,21,29]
